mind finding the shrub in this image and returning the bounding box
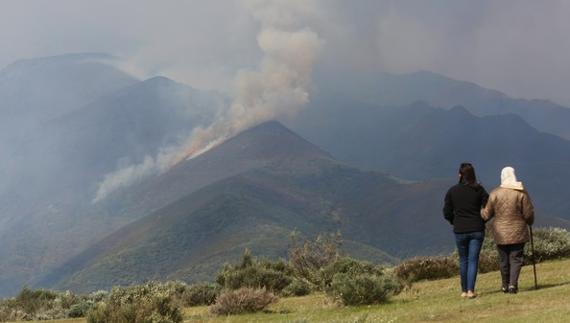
[218,265,291,292]
[85,303,109,323]
[526,227,570,262]
[478,227,570,269]
[14,287,58,314]
[326,273,402,306]
[281,279,312,297]
[216,250,293,293]
[320,257,403,306]
[0,288,78,321]
[87,297,181,323]
[180,283,220,307]
[86,282,183,323]
[319,257,383,289]
[210,288,277,315]
[394,256,458,283]
[393,227,570,283]
[68,300,93,318]
[288,232,341,286]
[89,290,110,302]
[0,299,26,322]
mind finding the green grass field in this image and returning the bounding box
[17,258,570,323]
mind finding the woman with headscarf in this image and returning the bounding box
[482,166,534,294]
[443,163,489,298]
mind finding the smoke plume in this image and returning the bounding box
[93,0,322,202]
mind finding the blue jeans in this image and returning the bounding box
[455,231,484,292]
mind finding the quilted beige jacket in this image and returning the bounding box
[481,187,534,245]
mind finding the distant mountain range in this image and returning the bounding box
[315,69,570,140]
[0,53,137,197]
[1,53,569,296]
[0,53,136,140]
[287,99,570,221]
[0,55,224,295]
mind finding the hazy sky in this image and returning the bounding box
[2,0,570,105]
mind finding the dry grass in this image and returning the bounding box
[6,320,84,323]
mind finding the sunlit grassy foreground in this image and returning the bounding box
[18,258,570,323]
[184,259,570,323]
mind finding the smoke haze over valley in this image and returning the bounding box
[1,0,570,297]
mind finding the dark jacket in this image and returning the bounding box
[481,187,534,244]
[443,183,489,233]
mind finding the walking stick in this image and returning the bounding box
[529,225,538,290]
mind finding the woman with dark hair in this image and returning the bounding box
[482,166,534,294]
[443,163,489,298]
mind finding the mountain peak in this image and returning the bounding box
[200,121,332,163]
[239,120,300,138]
[142,75,177,86]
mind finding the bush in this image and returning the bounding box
[394,256,458,283]
[320,257,403,306]
[281,279,312,297]
[87,297,181,323]
[210,288,277,315]
[68,300,93,318]
[0,299,26,322]
[393,228,570,283]
[89,290,110,302]
[526,227,570,262]
[216,250,293,293]
[180,283,220,307]
[218,265,291,292]
[14,287,58,314]
[0,288,79,321]
[288,232,341,286]
[477,227,570,270]
[326,273,402,306]
[319,257,383,289]
[86,282,183,323]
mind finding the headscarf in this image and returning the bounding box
[500,166,524,190]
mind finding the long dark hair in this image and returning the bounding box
[458,162,479,187]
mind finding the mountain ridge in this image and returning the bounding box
[314,69,570,139]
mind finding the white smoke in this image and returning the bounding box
[93,0,322,203]
[92,145,183,203]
